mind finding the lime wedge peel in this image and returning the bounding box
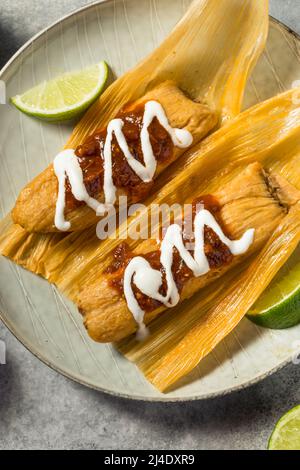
[11,61,108,121]
[247,244,300,329]
[268,405,300,450]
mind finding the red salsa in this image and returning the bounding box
[105,195,233,312]
[65,102,174,212]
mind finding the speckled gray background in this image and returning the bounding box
[0,0,299,450]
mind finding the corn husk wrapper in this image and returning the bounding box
[118,204,300,391]
[64,0,269,147]
[116,87,300,392]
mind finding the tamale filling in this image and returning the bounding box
[104,166,296,315]
[105,195,234,313]
[65,101,174,212]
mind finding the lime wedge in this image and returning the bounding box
[247,244,300,329]
[268,405,300,450]
[11,61,108,121]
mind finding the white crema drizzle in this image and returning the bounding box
[53,101,193,231]
[124,209,255,340]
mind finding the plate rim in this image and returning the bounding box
[1,301,298,402]
[0,0,299,402]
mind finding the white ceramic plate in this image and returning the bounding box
[0,0,300,401]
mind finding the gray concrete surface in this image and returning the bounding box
[0,0,299,450]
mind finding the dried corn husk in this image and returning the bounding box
[119,204,300,391]
[65,0,269,146]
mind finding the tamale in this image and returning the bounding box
[123,203,300,392]
[78,163,300,343]
[9,0,268,234]
[12,81,217,233]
